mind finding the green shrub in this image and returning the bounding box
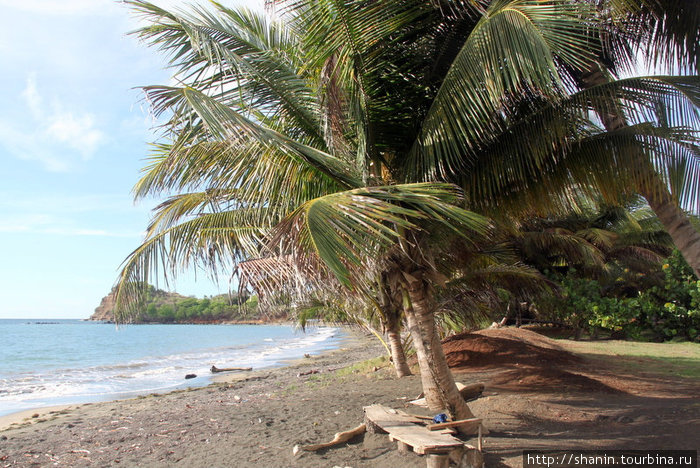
[538,251,699,341]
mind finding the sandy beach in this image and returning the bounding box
[1,327,698,467]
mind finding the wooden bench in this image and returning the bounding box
[364,404,483,468]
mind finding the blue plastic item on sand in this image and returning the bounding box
[432,413,448,424]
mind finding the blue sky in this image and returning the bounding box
[0,0,263,318]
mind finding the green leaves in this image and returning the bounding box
[407,0,597,180]
[269,183,490,286]
[117,0,699,321]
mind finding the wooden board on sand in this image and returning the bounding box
[363,405,463,455]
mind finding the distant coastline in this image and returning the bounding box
[90,285,281,324]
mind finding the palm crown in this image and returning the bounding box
[118,0,698,419]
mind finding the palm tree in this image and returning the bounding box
[573,0,700,276]
[515,202,672,275]
[237,255,413,377]
[117,0,697,422]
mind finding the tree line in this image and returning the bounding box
[132,285,260,323]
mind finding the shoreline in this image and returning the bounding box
[0,322,346,422]
[0,324,406,467]
[0,325,377,433]
[1,327,698,467]
[208,324,371,384]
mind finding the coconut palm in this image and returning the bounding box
[117,0,697,421]
[572,0,700,276]
[237,254,413,377]
[512,201,675,293]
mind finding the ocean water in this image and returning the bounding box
[0,319,342,417]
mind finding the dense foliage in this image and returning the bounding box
[538,250,700,341]
[133,286,259,323]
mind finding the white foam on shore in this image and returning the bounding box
[0,326,341,417]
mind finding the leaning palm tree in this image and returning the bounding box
[116,0,697,422]
[237,254,412,377]
[572,0,700,276]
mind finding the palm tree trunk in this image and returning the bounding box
[638,170,700,277]
[379,273,412,377]
[401,270,476,421]
[580,64,700,277]
[385,313,412,377]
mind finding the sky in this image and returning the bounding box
[0,0,264,319]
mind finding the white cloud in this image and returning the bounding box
[46,112,105,160]
[21,73,42,118]
[0,74,107,171]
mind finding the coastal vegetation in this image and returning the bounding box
[536,249,700,341]
[115,0,699,423]
[91,285,261,323]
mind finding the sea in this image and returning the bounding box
[0,319,342,417]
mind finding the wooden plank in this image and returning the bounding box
[386,428,463,455]
[364,405,463,455]
[427,418,482,432]
[364,404,424,428]
[363,405,456,433]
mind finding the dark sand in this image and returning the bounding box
[1,327,698,467]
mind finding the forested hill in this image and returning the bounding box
[89,285,266,323]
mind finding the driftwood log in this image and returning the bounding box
[459,383,485,401]
[210,365,252,373]
[409,382,484,407]
[293,423,366,453]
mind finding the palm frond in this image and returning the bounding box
[518,229,606,270]
[114,209,267,320]
[128,0,324,144]
[269,183,490,286]
[133,133,346,225]
[143,85,360,188]
[406,0,598,180]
